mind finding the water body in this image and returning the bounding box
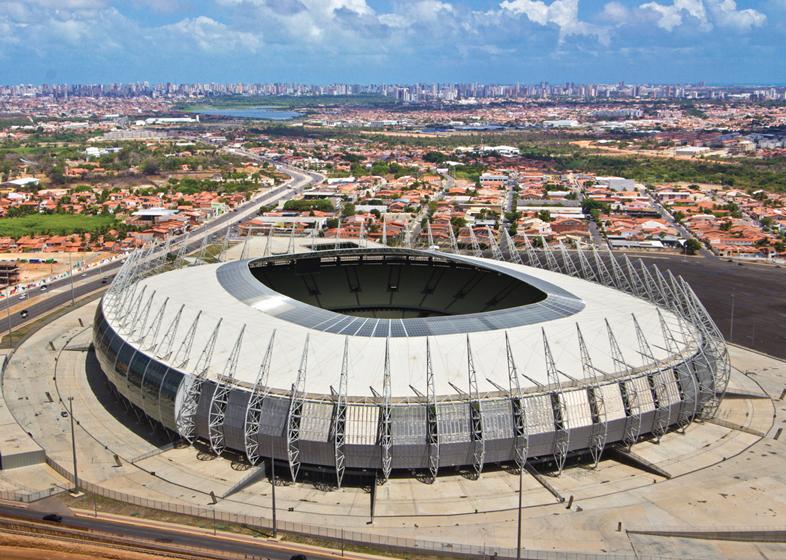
[198,106,302,121]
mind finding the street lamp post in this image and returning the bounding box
[730,293,736,342]
[69,253,76,306]
[516,464,524,560]
[5,286,12,347]
[270,438,277,538]
[68,396,80,493]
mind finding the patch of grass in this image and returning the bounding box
[0,214,118,238]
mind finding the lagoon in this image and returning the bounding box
[199,106,302,120]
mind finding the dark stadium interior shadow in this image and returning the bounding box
[84,347,172,449]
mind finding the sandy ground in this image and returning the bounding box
[570,140,733,163]
[0,533,177,560]
[0,252,113,284]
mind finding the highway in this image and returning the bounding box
[0,502,342,559]
[1,158,321,337]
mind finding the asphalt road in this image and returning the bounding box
[0,503,336,559]
[636,254,786,359]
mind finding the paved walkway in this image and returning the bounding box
[2,301,786,558]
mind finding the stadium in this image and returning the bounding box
[92,240,730,487]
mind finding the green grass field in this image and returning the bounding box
[0,214,118,238]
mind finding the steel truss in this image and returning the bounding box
[379,337,393,482]
[425,338,439,481]
[501,227,524,265]
[592,246,615,287]
[333,338,349,488]
[208,324,246,456]
[651,267,716,417]
[679,278,731,418]
[623,255,646,298]
[558,240,579,277]
[522,233,543,269]
[574,242,598,282]
[173,311,203,369]
[155,304,184,360]
[448,223,459,253]
[486,226,504,262]
[542,328,569,475]
[286,335,310,482]
[605,319,641,449]
[605,247,633,294]
[465,336,485,477]
[541,237,561,272]
[468,227,483,258]
[671,278,728,419]
[426,220,435,249]
[505,333,528,468]
[658,308,698,430]
[632,314,671,442]
[131,290,157,343]
[576,324,607,468]
[176,317,223,443]
[142,296,168,350]
[243,331,276,466]
[121,285,147,334]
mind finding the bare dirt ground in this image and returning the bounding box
[570,140,733,163]
[0,252,112,284]
[0,533,177,560]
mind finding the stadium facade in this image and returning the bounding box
[93,242,729,486]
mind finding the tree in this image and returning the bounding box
[537,210,552,222]
[142,159,160,175]
[423,151,447,164]
[685,238,702,255]
[341,203,356,218]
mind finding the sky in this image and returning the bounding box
[0,0,784,85]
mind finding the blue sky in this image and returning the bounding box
[0,0,784,85]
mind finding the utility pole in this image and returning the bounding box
[5,286,12,347]
[68,397,80,493]
[69,253,76,306]
[270,438,278,538]
[516,464,523,560]
[730,293,735,342]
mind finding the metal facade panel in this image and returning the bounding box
[299,401,333,442]
[561,389,593,429]
[522,394,554,434]
[600,383,627,421]
[437,402,471,444]
[655,370,681,406]
[346,405,379,445]
[259,395,288,437]
[626,376,656,413]
[195,382,216,440]
[481,399,514,440]
[223,389,250,451]
[391,404,426,445]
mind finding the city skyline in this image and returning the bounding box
[0,1,784,85]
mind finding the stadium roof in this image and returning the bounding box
[107,250,695,401]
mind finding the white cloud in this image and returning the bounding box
[500,0,604,41]
[164,16,262,52]
[600,1,633,25]
[707,0,766,31]
[639,0,766,32]
[640,0,710,31]
[379,1,455,28]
